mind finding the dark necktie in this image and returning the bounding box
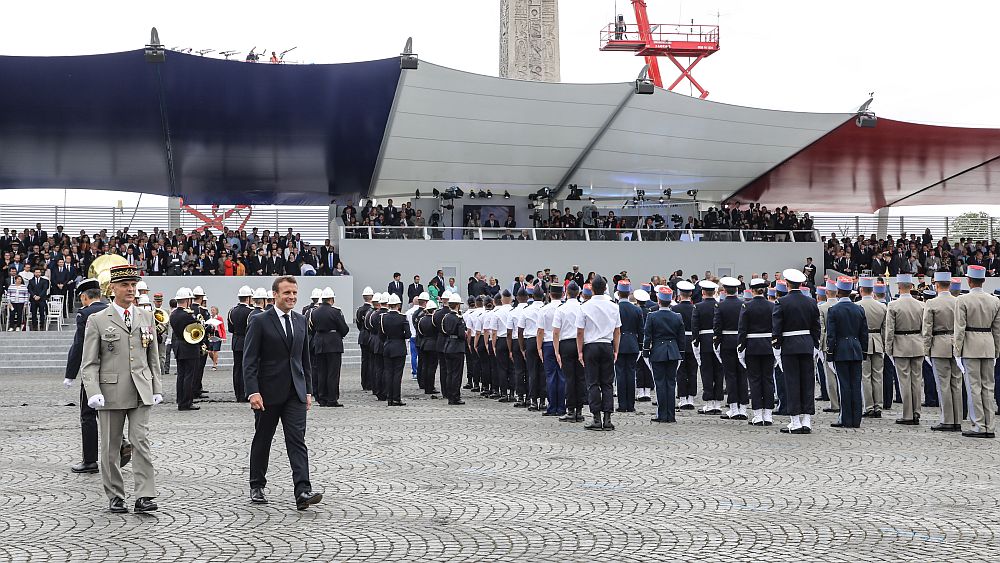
[124,309,132,332]
[282,313,293,348]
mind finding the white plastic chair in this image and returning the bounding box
[45,295,63,331]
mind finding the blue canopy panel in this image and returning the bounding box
[0,50,401,205]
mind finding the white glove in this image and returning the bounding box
[63,378,74,388]
[826,361,837,375]
[737,348,747,369]
[813,347,822,362]
[87,394,106,408]
[713,345,722,363]
[773,348,783,371]
[152,394,163,405]
[955,357,966,375]
[692,344,702,366]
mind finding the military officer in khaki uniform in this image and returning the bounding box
[857,278,886,418]
[81,264,163,513]
[885,273,925,425]
[923,271,962,431]
[818,279,840,413]
[954,265,1000,438]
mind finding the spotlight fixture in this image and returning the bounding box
[144,27,166,63]
[589,197,596,204]
[486,190,493,199]
[503,191,511,199]
[663,188,672,199]
[469,191,476,199]
[528,202,536,210]
[441,186,463,200]
[686,189,699,201]
[634,189,646,201]
[634,64,654,95]
[856,92,877,128]
[400,37,419,70]
[659,197,665,204]
[414,190,421,199]
[478,190,487,199]
[432,188,441,198]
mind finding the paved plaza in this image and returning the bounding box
[2,368,999,561]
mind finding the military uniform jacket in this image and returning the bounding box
[886,295,925,358]
[379,311,411,358]
[953,290,1000,358]
[80,305,163,409]
[671,301,695,351]
[440,311,467,355]
[412,308,427,348]
[737,296,774,356]
[170,307,204,360]
[690,298,718,347]
[309,304,350,354]
[66,301,109,380]
[826,299,868,361]
[817,300,832,352]
[713,295,742,350]
[228,303,253,352]
[366,309,387,353]
[857,297,887,355]
[771,292,820,353]
[922,292,957,358]
[432,307,450,353]
[355,302,372,346]
[642,308,685,362]
[618,301,644,354]
[417,312,437,351]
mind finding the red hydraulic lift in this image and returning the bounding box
[600,0,720,98]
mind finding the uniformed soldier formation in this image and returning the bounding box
[358,267,999,438]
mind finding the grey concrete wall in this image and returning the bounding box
[138,276,354,314]
[339,239,823,297]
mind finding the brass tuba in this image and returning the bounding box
[153,308,167,324]
[88,254,130,297]
[183,322,205,345]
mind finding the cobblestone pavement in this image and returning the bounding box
[2,369,999,562]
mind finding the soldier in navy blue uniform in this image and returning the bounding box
[632,288,655,402]
[440,293,468,405]
[228,286,254,403]
[691,280,723,414]
[379,294,411,406]
[308,287,350,407]
[738,278,776,426]
[771,282,789,414]
[826,276,869,428]
[773,269,821,434]
[368,294,390,400]
[643,286,686,423]
[171,287,205,411]
[715,277,749,420]
[417,299,440,394]
[356,287,375,391]
[63,278,131,474]
[615,280,643,413]
[672,280,698,409]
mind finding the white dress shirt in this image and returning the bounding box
[577,295,621,344]
[272,306,293,338]
[537,301,560,342]
[518,301,544,338]
[552,298,582,341]
[507,302,525,340]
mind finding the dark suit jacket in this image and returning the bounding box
[243,308,312,405]
[65,302,108,380]
[387,280,404,300]
[407,283,424,302]
[27,277,49,300]
[826,300,868,361]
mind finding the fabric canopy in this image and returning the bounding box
[2,49,998,210]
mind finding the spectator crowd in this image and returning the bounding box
[824,228,1000,278]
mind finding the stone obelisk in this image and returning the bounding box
[500,0,561,82]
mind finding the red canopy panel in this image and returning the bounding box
[725,118,1000,212]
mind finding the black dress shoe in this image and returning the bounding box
[679,404,695,410]
[636,397,652,402]
[962,430,992,438]
[250,488,268,504]
[109,497,128,513]
[296,491,323,511]
[871,410,882,419]
[178,405,201,411]
[462,384,472,390]
[120,443,133,467]
[71,461,99,474]
[779,427,791,434]
[448,400,466,405]
[895,419,918,425]
[134,497,158,513]
[541,411,560,416]
[930,423,951,431]
[497,396,512,403]
[790,427,809,434]
[425,388,440,395]
[830,422,845,428]
[388,401,407,406]
[822,408,839,413]
[733,414,748,421]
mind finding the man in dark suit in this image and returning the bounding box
[308,288,350,406]
[407,275,424,302]
[243,275,322,510]
[27,267,50,330]
[826,276,869,429]
[320,243,340,275]
[50,258,75,317]
[146,248,167,276]
[387,272,404,301]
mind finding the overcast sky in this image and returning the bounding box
[2,0,999,214]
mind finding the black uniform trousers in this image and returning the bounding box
[815,357,830,401]
[384,355,405,403]
[496,339,512,394]
[700,348,724,401]
[477,344,493,392]
[466,348,478,387]
[636,356,654,389]
[176,358,197,409]
[310,351,321,404]
[374,353,386,400]
[315,352,343,405]
[835,360,863,427]
[79,384,99,463]
[524,338,545,400]
[512,341,528,396]
[782,353,816,416]
[746,355,776,409]
[584,342,615,415]
[721,349,749,405]
[559,339,586,410]
[194,354,208,395]
[442,353,464,401]
[420,349,439,393]
[249,394,311,497]
[651,360,679,422]
[360,343,372,391]
[232,349,246,402]
[30,300,47,329]
[615,353,638,410]
[677,346,698,397]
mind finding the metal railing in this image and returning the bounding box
[810,214,1000,242]
[342,226,819,243]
